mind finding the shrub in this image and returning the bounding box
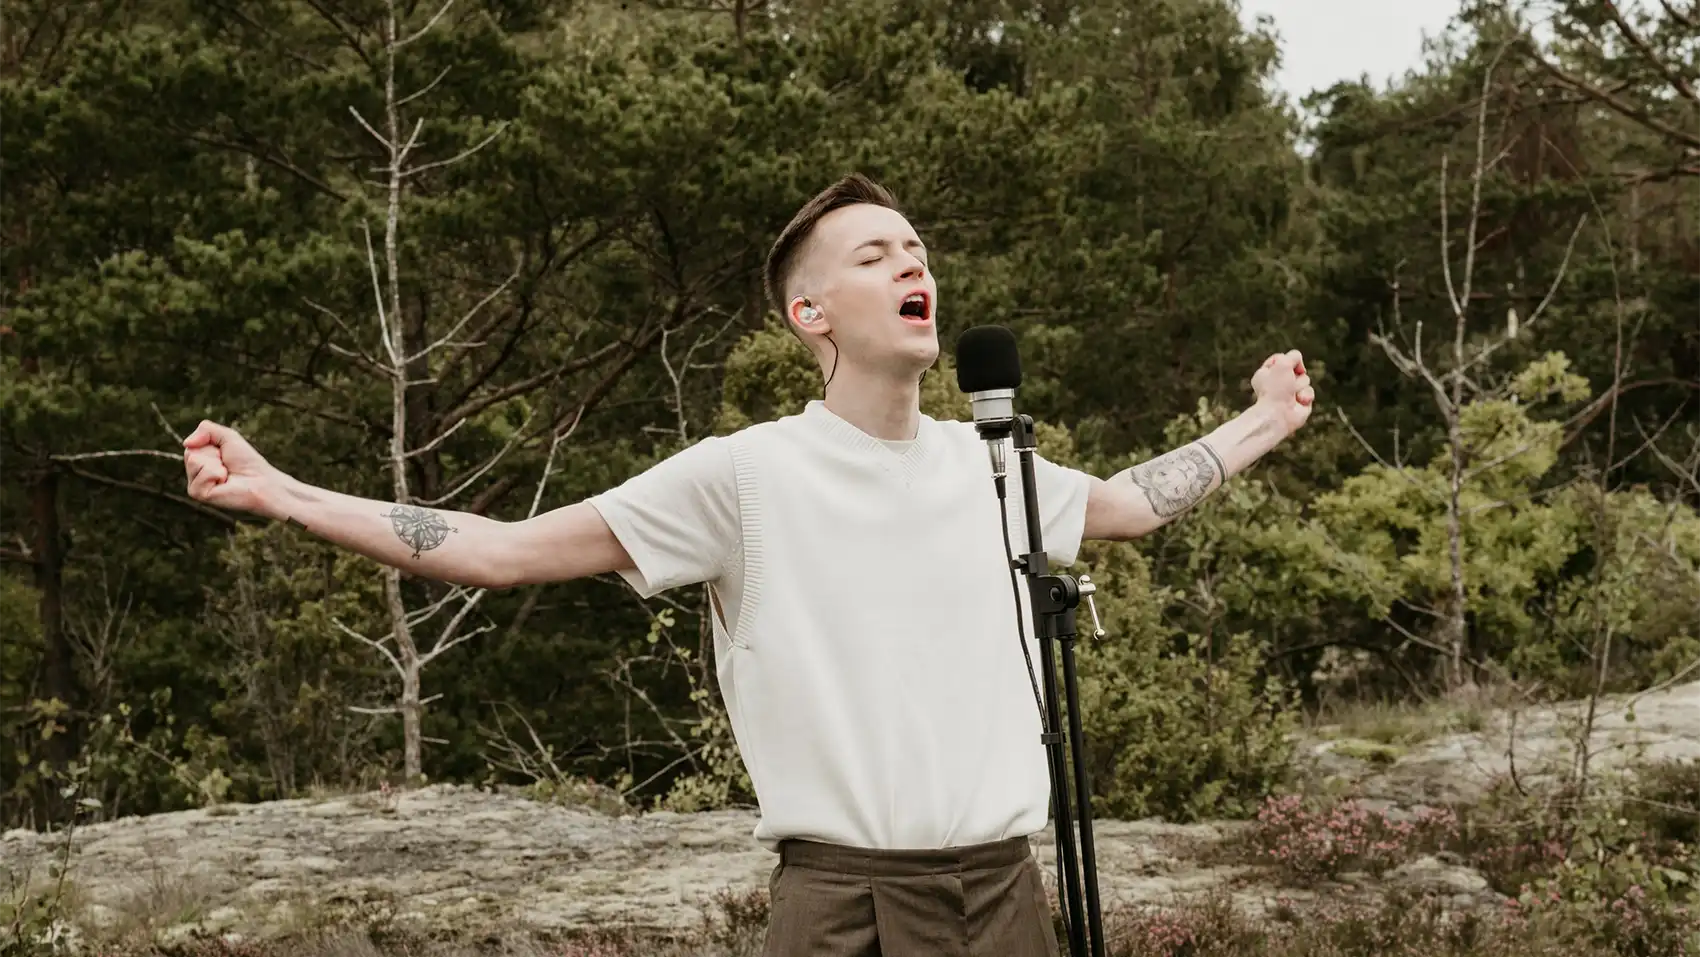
[1627,759,1700,847]
[1074,542,1297,822]
[1236,795,1460,881]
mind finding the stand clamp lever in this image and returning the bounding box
[1078,575,1108,640]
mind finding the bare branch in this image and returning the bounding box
[406,416,469,459]
[420,622,494,667]
[150,403,185,445]
[1372,332,1452,413]
[1383,611,1474,662]
[1461,214,1589,374]
[348,704,402,716]
[1440,152,1462,319]
[334,618,404,677]
[1334,407,1439,497]
[402,122,510,179]
[362,222,401,367]
[406,260,522,363]
[604,661,699,764]
[177,129,349,202]
[301,296,358,336]
[425,589,490,662]
[397,117,426,166]
[416,406,538,507]
[52,449,180,463]
[299,0,374,70]
[1452,52,1501,333]
[440,339,627,425]
[529,407,583,519]
[1462,435,1549,483]
[348,106,392,152]
[403,585,471,629]
[398,66,453,108]
[61,463,238,527]
[398,0,458,47]
[1639,417,1700,498]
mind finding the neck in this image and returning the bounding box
[822,363,923,441]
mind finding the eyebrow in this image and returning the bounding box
[852,238,927,257]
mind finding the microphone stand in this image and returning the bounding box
[982,412,1107,957]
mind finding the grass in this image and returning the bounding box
[1311,692,1499,749]
[1328,740,1406,766]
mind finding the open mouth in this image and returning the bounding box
[899,292,931,324]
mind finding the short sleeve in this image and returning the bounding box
[1029,453,1093,568]
[585,437,739,598]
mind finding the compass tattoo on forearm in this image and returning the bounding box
[384,504,457,558]
[1125,442,1227,518]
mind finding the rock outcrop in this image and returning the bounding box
[5,681,1695,945]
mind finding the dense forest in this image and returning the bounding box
[3,0,1696,832]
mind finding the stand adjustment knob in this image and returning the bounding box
[1078,575,1108,639]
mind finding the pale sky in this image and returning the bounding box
[1237,0,1466,103]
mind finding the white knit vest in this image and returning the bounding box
[718,402,1057,851]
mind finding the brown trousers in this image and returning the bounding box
[759,835,1060,957]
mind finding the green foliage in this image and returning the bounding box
[3,0,1698,835]
[1075,538,1296,821]
[1627,760,1700,848]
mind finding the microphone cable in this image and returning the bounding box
[993,467,1048,732]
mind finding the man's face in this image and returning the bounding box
[792,204,939,375]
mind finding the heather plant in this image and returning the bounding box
[1238,795,1461,881]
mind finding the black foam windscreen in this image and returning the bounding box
[954,325,1023,393]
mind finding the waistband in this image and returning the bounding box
[778,835,1034,877]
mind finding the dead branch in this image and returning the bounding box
[62,463,239,527]
[407,260,522,363]
[1461,213,1588,373]
[401,122,509,179]
[334,618,403,677]
[415,405,538,507]
[399,0,457,47]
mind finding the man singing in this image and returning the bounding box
[183,174,1315,956]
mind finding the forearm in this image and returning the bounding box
[264,476,510,588]
[1108,404,1287,537]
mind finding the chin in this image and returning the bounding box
[898,338,940,373]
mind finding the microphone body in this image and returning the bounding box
[970,388,1015,476]
[954,326,1023,466]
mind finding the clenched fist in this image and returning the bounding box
[183,421,286,517]
[1251,350,1316,436]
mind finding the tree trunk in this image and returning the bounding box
[1446,493,1468,690]
[1447,351,1469,689]
[383,564,424,783]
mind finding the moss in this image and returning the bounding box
[1331,739,1406,767]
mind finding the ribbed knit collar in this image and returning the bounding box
[802,400,932,486]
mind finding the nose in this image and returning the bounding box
[895,256,925,282]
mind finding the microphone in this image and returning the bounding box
[954,325,1023,478]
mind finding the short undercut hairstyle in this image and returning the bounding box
[763,173,903,321]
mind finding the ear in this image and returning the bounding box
[789,296,830,336]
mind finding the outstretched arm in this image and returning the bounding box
[1082,350,1315,542]
[184,421,632,589]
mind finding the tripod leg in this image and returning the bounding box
[1059,641,1105,957]
[1040,633,1086,957]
